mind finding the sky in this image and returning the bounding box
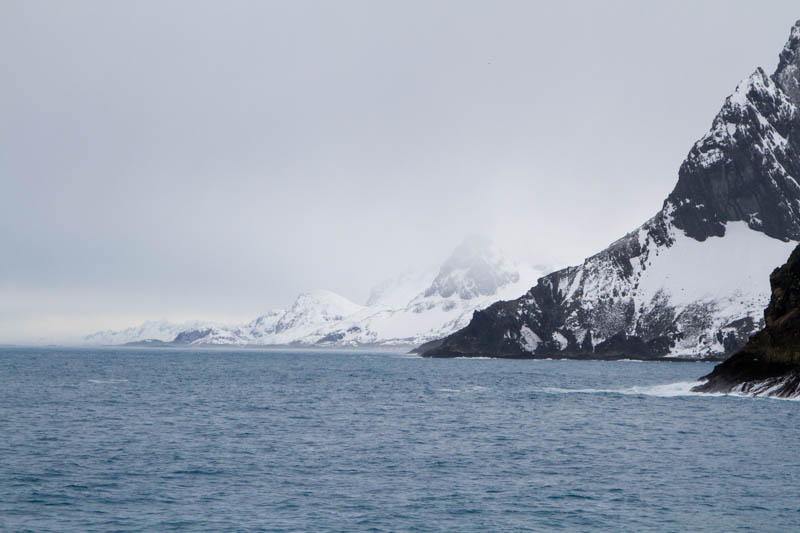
[1,1,799,343]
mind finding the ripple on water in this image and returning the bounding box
[0,348,797,532]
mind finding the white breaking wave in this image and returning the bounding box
[542,381,703,397]
[435,385,489,393]
[542,381,800,400]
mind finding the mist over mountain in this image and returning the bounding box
[85,237,547,347]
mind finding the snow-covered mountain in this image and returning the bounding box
[84,319,217,345]
[84,238,545,347]
[250,290,366,344]
[311,236,545,346]
[420,21,800,360]
[135,290,367,346]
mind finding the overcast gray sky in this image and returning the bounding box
[1,1,799,342]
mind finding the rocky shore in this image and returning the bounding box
[693,245,800,398]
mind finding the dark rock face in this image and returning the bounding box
[666,67,800,242]
[316,332,346,344]
[693,245,800,398]
[123,338,172,347]
[775,20,800,114]
[421,21,800,361]
[417,300,529,358]
[172,328,213,344]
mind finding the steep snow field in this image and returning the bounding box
[612,221,795,357]
[633,222,793,311]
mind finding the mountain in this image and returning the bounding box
[165,290,365,346]
[311,236,546,346]
[693,244,800,398]
[84,237,545,347]
[420,21,800,360]
[84,319,217,345]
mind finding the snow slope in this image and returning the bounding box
[545,219,796,358]
[366,268,437,309]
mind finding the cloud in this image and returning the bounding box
[1,0,798,342]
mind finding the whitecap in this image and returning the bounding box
[541,381,799,401]
[542,381,709,398]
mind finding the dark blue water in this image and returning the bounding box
[1,348,798,532]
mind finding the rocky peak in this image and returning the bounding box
[664,45,800,242]
[774,20,800,106]
[423,236,520,300]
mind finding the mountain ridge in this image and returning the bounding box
[84,238,546,348]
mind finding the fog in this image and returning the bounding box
[1,1,798,342]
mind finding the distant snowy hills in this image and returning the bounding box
[84,319,216,346]
[421,21,800,360]
[84,236,547,347]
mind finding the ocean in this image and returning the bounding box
[1,347,797,532]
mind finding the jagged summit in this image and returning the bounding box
[423,235,521,300]
[666,66,800,242]
[421,20,800,360]
[774,20,800,106]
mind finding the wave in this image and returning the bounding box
[87,379,129,384]
[542,381,703,397]
[436,386,488,393]
[542,381,799,401]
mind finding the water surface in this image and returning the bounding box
[1,348,797,531]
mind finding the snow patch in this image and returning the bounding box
[520,326,541,353]
[552,331,569,350]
